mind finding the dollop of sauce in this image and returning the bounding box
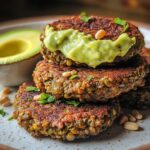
[44,26,136,68]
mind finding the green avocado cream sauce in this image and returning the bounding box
[44,26,136,68]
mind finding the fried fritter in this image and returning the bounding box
[41,16,144,67]
[13,82,120,141]
[33,56,148,102]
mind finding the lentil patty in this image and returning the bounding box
[41,16,144,67]
[33,56,148,102]
[13,82,120,141]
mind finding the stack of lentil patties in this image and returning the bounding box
[13,16,149,141]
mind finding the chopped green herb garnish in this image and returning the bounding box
[8,116,13,121]
[86,75,93,81]
[80,12,91,22]
[26,86,40,92]
[37,93,80,107]
[66,100,80,107]
[0,109,6,117]
[114,17,128,32]
[122,24,129,33]
[38,93,55,105]
[38,99,48,105]
[40,93,49,100]
[69,74,78,80]
[114,17,126,26]
[47,96,55,103]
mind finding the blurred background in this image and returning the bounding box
[0,0,150,23]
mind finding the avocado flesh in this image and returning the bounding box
[0,29,41,64]
[44,26,136,68]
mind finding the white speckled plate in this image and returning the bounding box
[0,17,150,150]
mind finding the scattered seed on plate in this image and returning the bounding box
[2,100,12,107]
[120,115,128,125]
[132,110,143,120]
[1,87,11,95]
[128,114,137,122]
[0,96,12,107]
[124,122,139,131]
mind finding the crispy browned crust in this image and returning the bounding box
[41,16,144,67]
[32,55,148,102]
[13,82,120,141]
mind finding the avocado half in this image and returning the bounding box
[0,29,42,86]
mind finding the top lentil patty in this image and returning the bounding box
[33,55,148,102]
[41,16,144,67]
